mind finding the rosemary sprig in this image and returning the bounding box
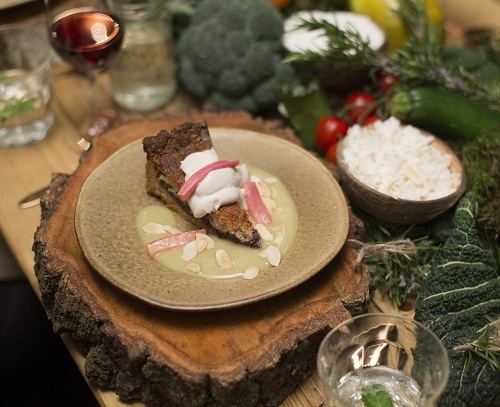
[284,17,384,72]
[455,318,500,372]
[283,0,500,111]
[362,221,442,309]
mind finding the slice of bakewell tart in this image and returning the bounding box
[142,121,263,248]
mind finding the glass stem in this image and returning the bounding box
[87,69,99,125]
[85,69,114,137]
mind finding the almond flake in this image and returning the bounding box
[256,180,272,197]
[242,266,259,280]
[142,222,165,234]
[216,249,232,270]
[205,235,215,249]
[182,241,197,261]
[262,196,276,213]
[186,262,201,273]
[261,245,281,267]
[164,225,182,234]
[255,224,273,241]
[195,233,214,252]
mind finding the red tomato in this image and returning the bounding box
[361,115,382,126]
[267,0,291,8]
[315,116,349,151]
[344,92,377,124]
[326,142,339,164]
[376,73,399,93]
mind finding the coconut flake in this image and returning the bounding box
[341,117,461,201]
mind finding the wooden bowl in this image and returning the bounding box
[336,133,467,225]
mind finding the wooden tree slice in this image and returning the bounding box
[34,112,372,407]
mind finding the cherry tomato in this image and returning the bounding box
[376,73,399,93]
[361,115,381,126]
[266,0,291,9]
[315,116,349,151]
[344,92,377,124]
[326,142,339,164]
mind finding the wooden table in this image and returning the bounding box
[4,1,500,406]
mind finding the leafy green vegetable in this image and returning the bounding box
[361,384,394,407]
[414,193,500,407]
[459,134,500,249]
[441,46,500,86]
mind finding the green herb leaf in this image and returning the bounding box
[361,384,394,407]
[361,220,442,309]
[0,97,37,123]
[279,82,332,151]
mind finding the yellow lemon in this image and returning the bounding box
[348,0,443,51]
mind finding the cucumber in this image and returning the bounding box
[389,87,500,141]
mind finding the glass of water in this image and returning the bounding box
[317,313,449,407]
[0,23,54,147]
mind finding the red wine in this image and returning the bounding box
[50,7,123,71]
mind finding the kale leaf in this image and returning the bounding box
[414,192,500,407]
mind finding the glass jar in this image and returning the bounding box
[110,0,177,112]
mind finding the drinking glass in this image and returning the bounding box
[0,23,54,147]
[317,313,449,407]
[44,0,124,137]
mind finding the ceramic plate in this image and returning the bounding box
[75,128,349,311]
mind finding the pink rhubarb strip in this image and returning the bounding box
[241,181,273,225]
[147,229,206,258]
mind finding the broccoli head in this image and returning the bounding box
[176,0,295,113]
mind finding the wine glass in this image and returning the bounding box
[44,0,124,138]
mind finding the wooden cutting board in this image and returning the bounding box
[33,111,372,407]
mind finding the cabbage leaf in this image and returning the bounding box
[414,192,500,407]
